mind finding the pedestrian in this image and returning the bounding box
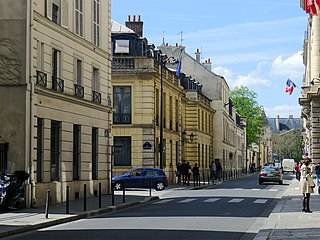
[210,160,217,183]
[315,162,320,194]
[300,158,314,213]
[216,160,222,182]
[295,161,301,181]
[186,162,191,185]
[180,160,188,185]
[176,162,182,185]
[192,163,200,186]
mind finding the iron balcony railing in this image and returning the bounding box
[92,91,101,104]
[112,57,135,69]
[52,76,64,92]
[74,84,84,99]
[36,70,47,87]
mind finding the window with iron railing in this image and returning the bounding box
[36,70,47,87]
[92,90,101,103]
[52,76,64,92]
[113,86,132,124]
[74,84,84,98]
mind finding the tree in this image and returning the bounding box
[230,86,264,145]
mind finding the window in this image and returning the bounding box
[93,0,100,46]
[92,127,98,179]
[52,3,59,24]
[37,118,44,182]
[76,59,82,85]
[46,0,68,27]
[75,0,83,36]
[114,137,131,166]
[113,86,132,124]
[92,67,99,91]
[52,48,63,92]
[73,125,81,180]
[51,120,61,181]
[114,40,129,53]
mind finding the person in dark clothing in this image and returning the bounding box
[176,162,182,184]
[192,163,200,186]
[216,161,222,182]
[180,161,188,185]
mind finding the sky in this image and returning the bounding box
[112,0,308,118]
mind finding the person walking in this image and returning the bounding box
[210,160,217,183]
[192,163,200,186]
[180,161,188,185]
[300,158,314,213]
[176,162,182,185]
[186,162,191,185]
[295,161,301,181]
[216,160,222,182]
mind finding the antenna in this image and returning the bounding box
[162,31,165,46]
[180,31,183,46]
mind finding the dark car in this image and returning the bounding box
[259,166,283,185]
[112,168,168,191]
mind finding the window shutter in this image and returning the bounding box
[46,0,53,20]
[61,0,69,28]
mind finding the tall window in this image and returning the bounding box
[52,3,59,24]
[93,0,100,46]
[75,0,83,36]
[92,127,98,179]
[37,118,44,182]
[51,121,61,181]
[113,86,132,124]
[92,67,99,91]
[52,48,61,78]
[114,136,131,166]
[73,125,81,180]
[75,59,82,85]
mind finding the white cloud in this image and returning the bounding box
[270,51,304,81]
[264,105,302,118]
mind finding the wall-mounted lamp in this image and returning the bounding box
[182,130,194,143]
[310,77,320,85]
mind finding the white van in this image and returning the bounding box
[282,159,295,173]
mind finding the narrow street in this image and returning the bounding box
[5,174,293,240]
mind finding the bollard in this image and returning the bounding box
[149,179,152,197]
[111,182,115,206]
[66,186,70,214]
[45,190,50,219]
[99,182,102,208]
[84,184,87,211]
[202,173,205,186]
[122,182,125,203]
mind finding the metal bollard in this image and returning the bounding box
[202,173,205,186]
[84,184,87,211]
[149,179,152,197]
[66,186,70,214]
[122,182,125,203]
[99,182,102,208]
[111,182,115,206]
[45,190,50,219]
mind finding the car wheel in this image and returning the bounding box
[279,180,283,185]
[155,181,165,191]
[114,181,123,190]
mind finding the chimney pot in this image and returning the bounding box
[128,15,130,21]
[133,15,136,21]
[138,15,141,21]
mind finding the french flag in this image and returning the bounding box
[285,79,296,95]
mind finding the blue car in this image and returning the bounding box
[112,168,168,191]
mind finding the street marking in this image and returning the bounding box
[178,198,197,203]
[203,198,220,203]
[268,189,278,192]
[153,199,174,204]
[228,198,244,203]
[253,199,268,204]
[251,188,260,191]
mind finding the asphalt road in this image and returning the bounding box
[5,174,292,240]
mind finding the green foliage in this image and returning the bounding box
[230,86,264,145]
[272,129,303,162]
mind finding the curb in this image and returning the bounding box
[0,196,159,238]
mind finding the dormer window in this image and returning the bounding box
[115,40,130,54]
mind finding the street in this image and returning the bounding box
[4,174,292,240]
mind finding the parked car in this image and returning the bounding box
[259,166,283,185]
[112,168,168,191]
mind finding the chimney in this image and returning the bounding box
[125,15,143,37]
[195,49,201,62]
[202,58,212,71]
[275,115,280,131]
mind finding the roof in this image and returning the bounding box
[111,20,135,34]
[267,116,303,135]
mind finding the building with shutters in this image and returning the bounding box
[0,0,112,206]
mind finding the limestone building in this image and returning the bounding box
[0,0,112,206]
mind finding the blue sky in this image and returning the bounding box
[112,0,307,118]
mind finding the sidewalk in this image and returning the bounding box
[255,177,320,240]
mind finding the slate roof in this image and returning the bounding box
[267,115,303,135]
[111,20,135,34]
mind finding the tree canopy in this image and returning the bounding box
[230,86,264,145]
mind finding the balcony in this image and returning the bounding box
[74,84,84,99]
[52,76,64,92]
[112,57,135,69]
[92,91,101,104]
[113,113,131,124]
[36,71,47,87]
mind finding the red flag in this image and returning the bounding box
[306,0,310,13]
[310,0,318,16]
[316,0,320,7]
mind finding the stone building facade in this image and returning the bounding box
[0,0,112,206]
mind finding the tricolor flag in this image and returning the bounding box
[285,79,296,95]
[176,48,183,77]
[305,0,318,16]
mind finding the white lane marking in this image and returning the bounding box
[251,188,260,191]
[254,199,268,204]
[228,198,244,203]
[268,189,278,192]
[153,199,174,204]
[203,198,220,203]
[178,198,197,203]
